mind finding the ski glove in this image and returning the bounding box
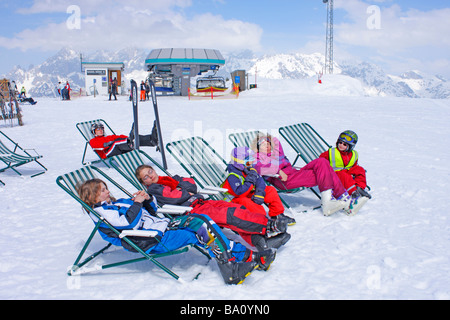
[252,188,266,205]
[244,167,260,185]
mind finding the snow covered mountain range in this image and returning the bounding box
[2,47,449,99]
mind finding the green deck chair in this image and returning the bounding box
[0,130,47,178]
[108,149,224,213]
[108,149,170,192]
[278,123,371,194]
[76,119,116,166]
[107,149,194,216]
[228,131,318,209]
[56,165,209,280]
[278,123,331,167]
[166,137,232,202]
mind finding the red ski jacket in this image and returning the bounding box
[89,134,128,159]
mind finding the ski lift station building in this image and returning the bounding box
[82,62,125,96]
[145,48,225,96]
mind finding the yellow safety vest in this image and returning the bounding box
[329,148,358,171]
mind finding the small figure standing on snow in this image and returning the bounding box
[140,81,146,101]
[109,78,117,101]
[64,81,71,100]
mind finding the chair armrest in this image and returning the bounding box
[198,186,228,195]
[119,230,158,238]
[158,205,193,215]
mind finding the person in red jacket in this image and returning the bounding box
[135,164,291,252]
[89,122,158,159]
[319,130,371,199]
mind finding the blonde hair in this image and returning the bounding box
[77,178,115,208]
[135,164,154,184]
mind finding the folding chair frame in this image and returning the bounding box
[0,130,47,178]
[166,136,232,202]
[107,149,171,192]
[76,119,116,167]
[278,123,331,167]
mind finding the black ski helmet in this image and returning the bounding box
[91,123,104,136]
[337,130,358,152]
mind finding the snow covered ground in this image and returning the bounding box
[1,75,449,300]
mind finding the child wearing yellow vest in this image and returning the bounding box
[320,130,371,199]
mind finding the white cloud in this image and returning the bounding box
[3,0,262,53]
[331,0,450,76]
[335,0,450,52]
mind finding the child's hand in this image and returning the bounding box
[132,190,150,203]
[279,170,288,182]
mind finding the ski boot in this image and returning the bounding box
[216,260,257,285]
[321,189,347,216]
[344,193,369,216]
[251,248,277,271]
[216,251,256,285]
[278,213,296,226]
[266,216,288,238]
[251,232,291,251]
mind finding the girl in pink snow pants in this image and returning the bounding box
[251,133,346,200]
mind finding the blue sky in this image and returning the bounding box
[1,0,450,77]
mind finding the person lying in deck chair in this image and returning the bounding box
[89,122,158,159]
[251,135,368,216]
[78,178,276,285]
[135,165,291,252]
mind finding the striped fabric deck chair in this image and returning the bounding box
[108,149,224,215]
[166,136,231,202]
[278,123,331,167]
[76,119,116,166]
[0,130,47,178]
[108,149,170,192]
[56,165,209,280]
[107,149,194,216]
[279,123,371,192]
[228,131,317,209]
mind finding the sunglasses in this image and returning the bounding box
[338,141,349,146]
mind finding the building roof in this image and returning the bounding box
[145,48,225,67]
[82,62,124,69]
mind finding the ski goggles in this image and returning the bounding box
[231,155,255,167]
[339,133,355,143]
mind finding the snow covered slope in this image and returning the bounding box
[0,76,449,300]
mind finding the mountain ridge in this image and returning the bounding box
[2,47,449,99]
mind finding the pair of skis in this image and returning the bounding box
[130,79,167,169]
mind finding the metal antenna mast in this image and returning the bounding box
[323,0,334,74]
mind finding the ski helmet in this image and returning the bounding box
[230,147,255,170]
[337,130,358,152]
[91,123,105,136]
